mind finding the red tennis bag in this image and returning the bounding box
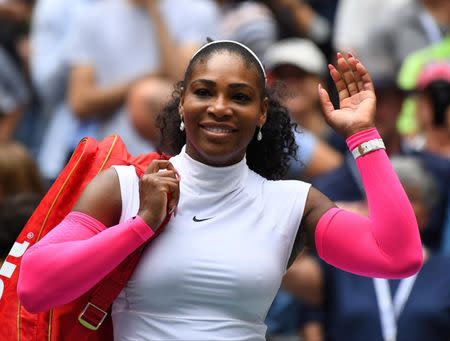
[0,135,166,341]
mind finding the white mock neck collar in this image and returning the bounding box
[174,146,248,195]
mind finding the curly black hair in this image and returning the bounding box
[156,41,297,180]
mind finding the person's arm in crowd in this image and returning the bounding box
[30,1,76,104]
[272,0,330,44]
[68,0,189,119]
[144,0,194,81]
[68,66,140,119]
[301,53,422,279]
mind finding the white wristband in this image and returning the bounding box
[351,138,385,159]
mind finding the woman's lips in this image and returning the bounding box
[200,124,237,139]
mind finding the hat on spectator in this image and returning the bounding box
[264,38,327,77]
[416,61,450,90]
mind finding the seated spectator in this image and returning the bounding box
[0,46,29,142]
[332,0,411,55]
[125,77,173,151]
[36,0,219,183]
[216,0,277,60]
[30,0,96,180]
[67,0,219,158]
[405,61,450,157]
[0,142,44,198]
[262,0,336,59]
[264,38,343,179]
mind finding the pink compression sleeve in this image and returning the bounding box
[315,128,423,279]
[17,212,154,313]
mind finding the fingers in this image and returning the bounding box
[146,160,180,180]
[336,52,359,96]
[329,52,375,100]
[145,160,176,173]
[141,159,181,216]
[166,181,180,214]
[354,59,375,92]
[318,83,335,118]
[328,63,349,102]
[347,53,363,91]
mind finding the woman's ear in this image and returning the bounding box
[179,87,185,114]
[259,97,269,126]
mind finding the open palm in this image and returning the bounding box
[319,53,377,138]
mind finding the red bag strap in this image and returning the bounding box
[78,152,171,331]
[78,248,144,330]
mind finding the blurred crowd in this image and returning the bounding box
[0,0,449,340]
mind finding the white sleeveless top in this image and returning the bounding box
[111,148,311,340]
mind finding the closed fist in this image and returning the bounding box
[137,160,180,230]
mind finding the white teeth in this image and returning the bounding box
[204,127,233,133]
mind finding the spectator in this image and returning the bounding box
[358,0,450,85]
[40,0,220,182]
[406,61,450,157]
[30,0,99,181]
[67,0,219,157]
[125,77,173,151]
[0,0,33,144]
[262,0,337,59]
[216,0,277,60]
[0,0,32,65]
[264,38,343,179]
[0,142,44,199]
[0,47,29,142]
[332,0,411,54]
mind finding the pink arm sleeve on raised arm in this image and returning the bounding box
[17,211,154,313]
[315,128,423,279]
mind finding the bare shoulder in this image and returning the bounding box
[72,168,122,227]
[302,186,336,249]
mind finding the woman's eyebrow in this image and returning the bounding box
[229,83,253,90]
[191,79,216,87]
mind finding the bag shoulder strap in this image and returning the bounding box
[78,151,170,331]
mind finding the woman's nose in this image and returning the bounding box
[207,95,232,117]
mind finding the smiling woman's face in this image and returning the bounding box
[180,52,267,167]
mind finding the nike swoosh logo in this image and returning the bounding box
[193,216,213,222]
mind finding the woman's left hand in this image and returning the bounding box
[319,52,376,138]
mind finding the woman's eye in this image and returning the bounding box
[233,93,251,103]
[194,88,211,97]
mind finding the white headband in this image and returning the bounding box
[190,40,267,82]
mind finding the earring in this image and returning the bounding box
[180,119,185,131]
[257,127,263,141]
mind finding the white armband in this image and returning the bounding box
[351,138,385,159]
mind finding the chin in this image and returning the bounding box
[195,143,245,166]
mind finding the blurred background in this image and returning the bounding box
[0,0,449,340]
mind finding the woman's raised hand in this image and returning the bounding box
[319,52,377,138]
[138,160,180,230]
